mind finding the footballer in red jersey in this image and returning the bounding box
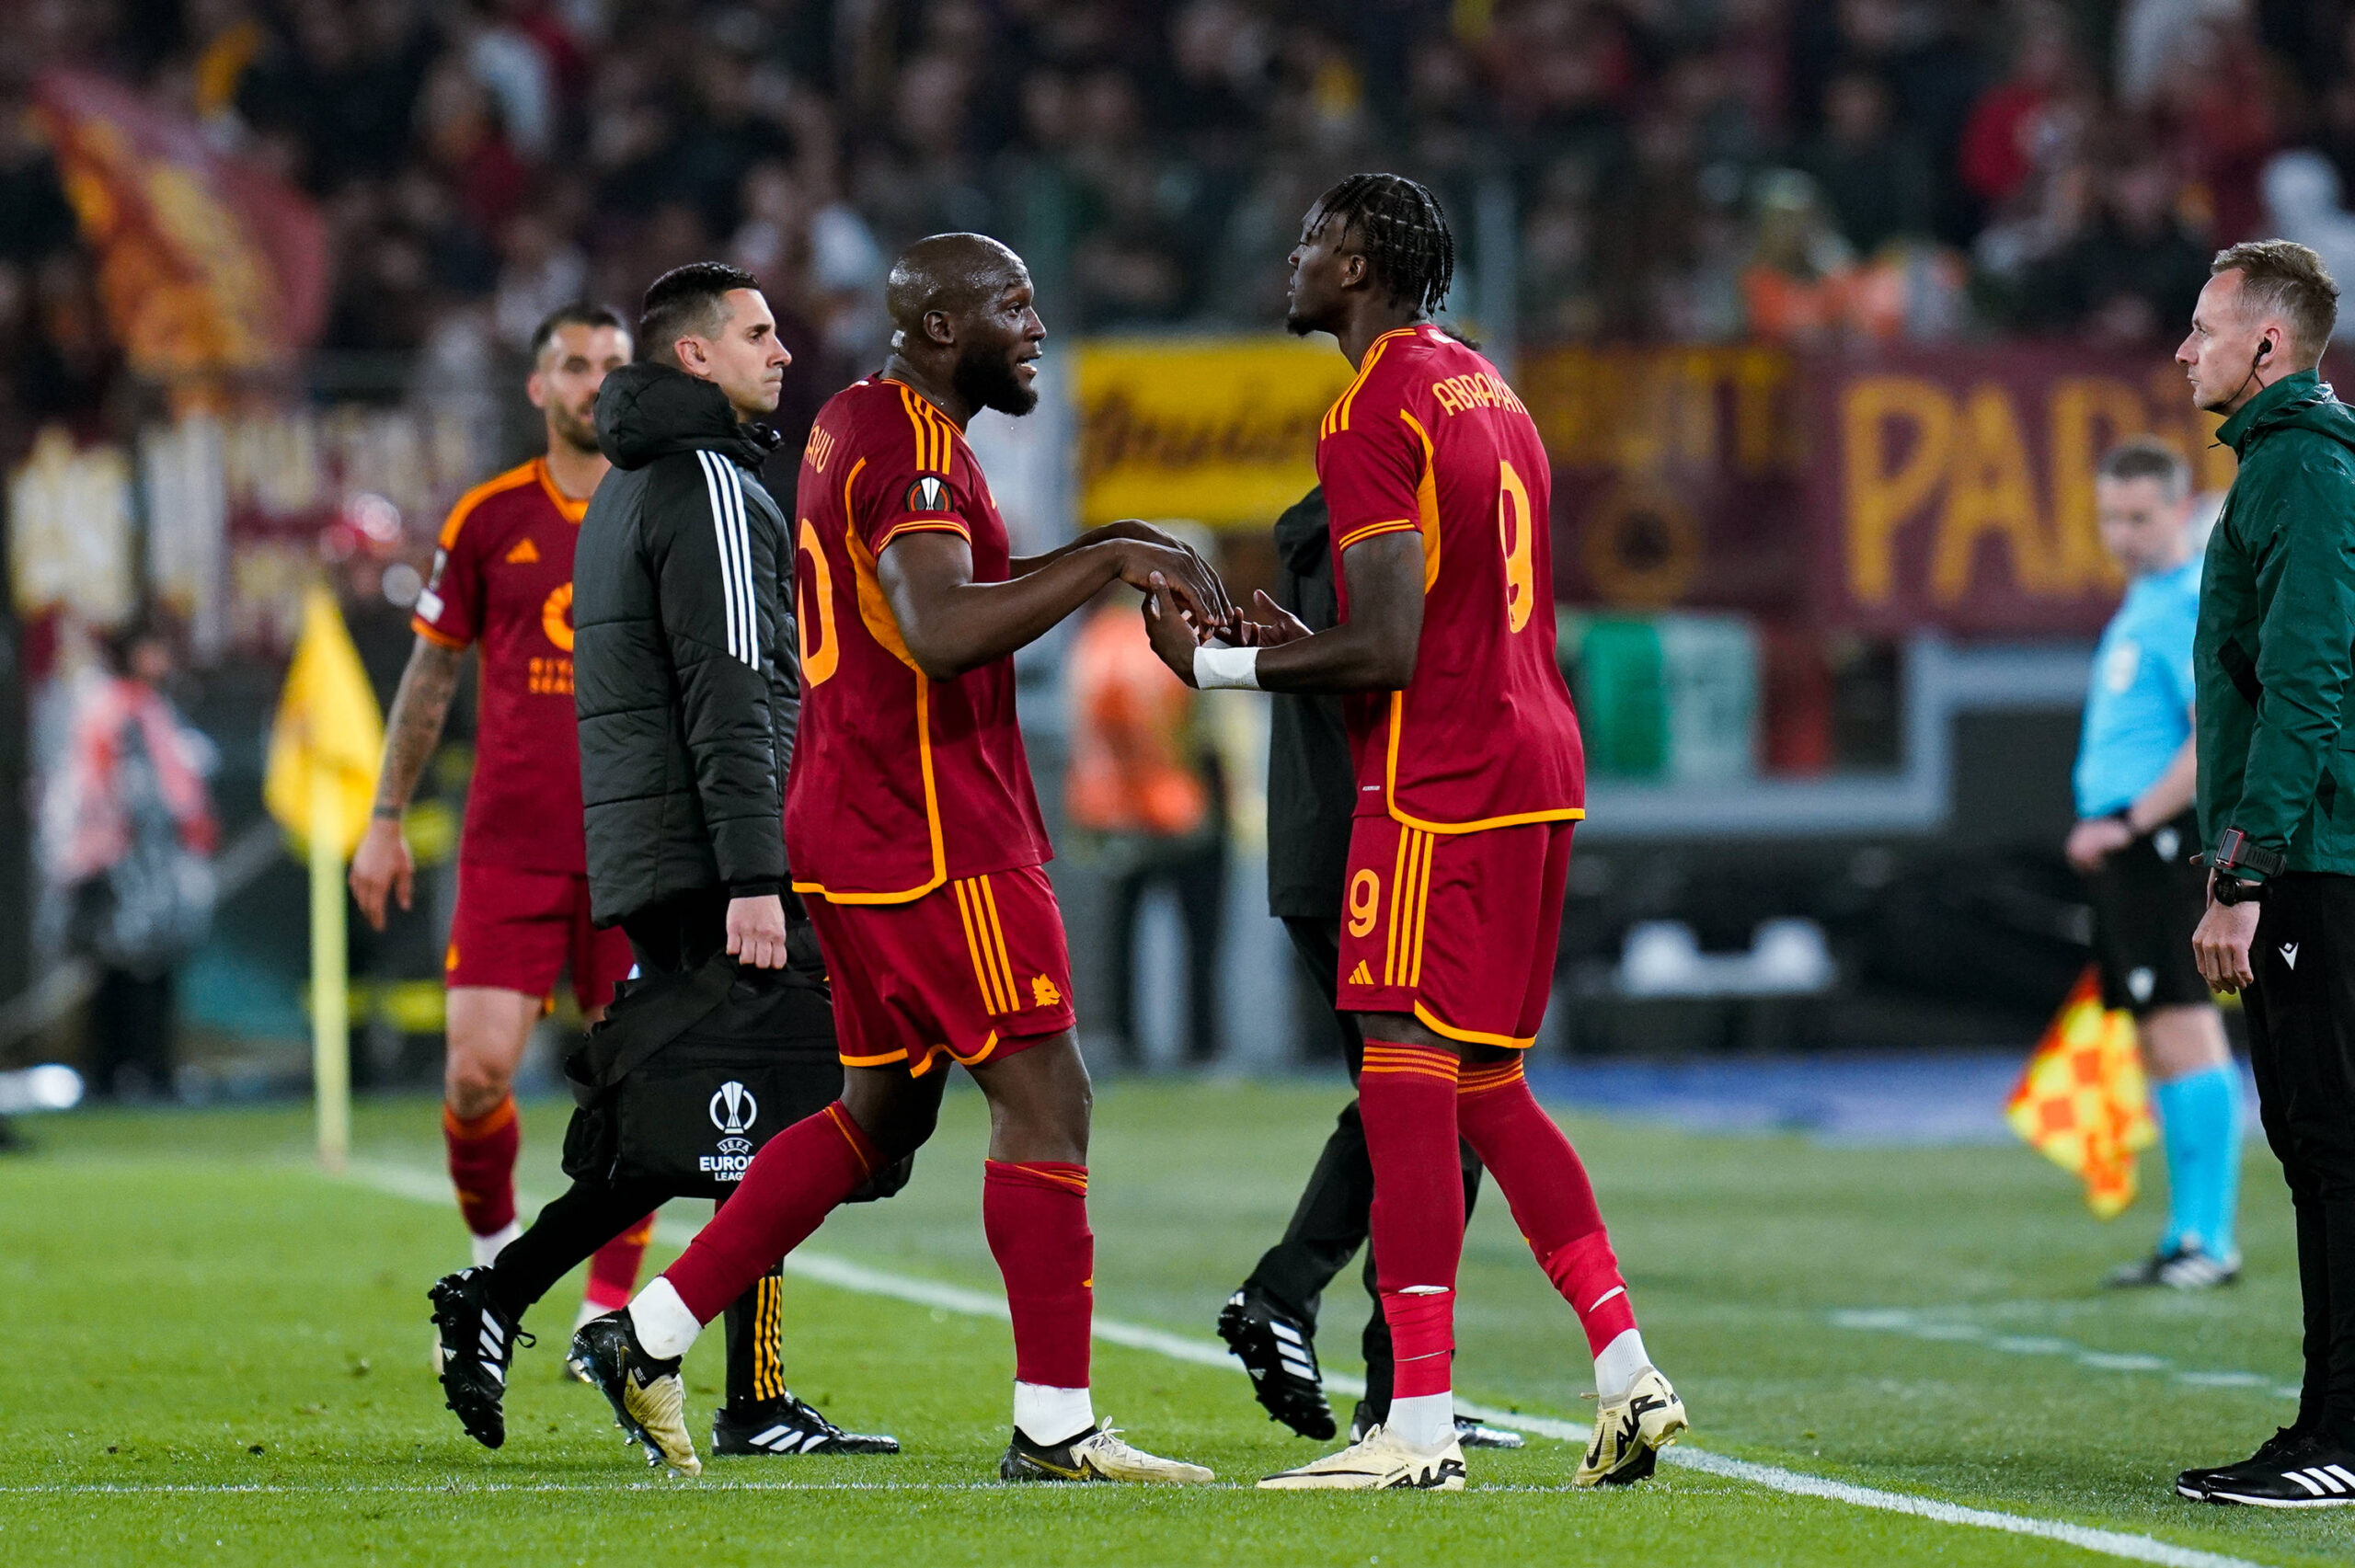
[350,305,650,1317]
[591,234,1229,1483]
[1143,175,1688,1493]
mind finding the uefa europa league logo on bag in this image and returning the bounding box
[703,1080,759,1181]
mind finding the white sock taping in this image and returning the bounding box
[627,1277,703,1360]
[1192,644,1260,690]
[1387,1391,1455,1453]
[470,1219,522,1269]
[1013,1381,1095,1447]
[1594,1326,1650,1402]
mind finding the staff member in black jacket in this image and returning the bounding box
[1212,486,1519,1449]
[428,263,892,1465]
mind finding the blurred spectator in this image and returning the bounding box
[42,620,218,1101]
[1740,168,1858,344]
[2263,150,2355,341]
[13,0,2355,434]
[1801,69,1933,257]
[2018,152,2211,345]
[1066,594,1228,1069]
[1958,10,2088,212]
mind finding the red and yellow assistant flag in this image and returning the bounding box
[2005,967,2157,1218]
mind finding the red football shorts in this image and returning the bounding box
[1337,816,1575,1049]
[805,864,1077,1076]
[444,862,634,1014]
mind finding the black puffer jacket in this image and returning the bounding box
[575,361,798,926]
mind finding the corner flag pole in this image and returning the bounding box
[310,761,350,1173]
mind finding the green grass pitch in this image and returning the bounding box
[0,1078,2345,1565]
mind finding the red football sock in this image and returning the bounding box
[1360,1040,1465,1401]
[662,1104,879,1322]
[583,1212,658,1312]
[443,1095,521,1239]
[983,1161,1094,1389]
[1455,1058,1637,1353]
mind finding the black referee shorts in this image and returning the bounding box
[2084,808,2212,1015]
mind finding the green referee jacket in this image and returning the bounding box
[2194,368,2355,877]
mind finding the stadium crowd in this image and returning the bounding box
[9,0,2355,458]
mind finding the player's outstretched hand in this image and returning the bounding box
[1231,589,1312,648]
[727,893,790,970]
[1142,574,1211,684]
[1113,541,1233,638]
[349,817,413,933]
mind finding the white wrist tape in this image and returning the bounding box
[1193,644,1261,690]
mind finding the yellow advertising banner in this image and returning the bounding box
[1075,338,1356,529]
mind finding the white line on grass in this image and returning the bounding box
[346,1162,2266,1568]
[1832,1309,2302,1402]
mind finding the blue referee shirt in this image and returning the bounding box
[2074,555,2201,818]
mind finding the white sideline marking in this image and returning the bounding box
[1833,1308,2302,1402]
[350,1162,2266,1568]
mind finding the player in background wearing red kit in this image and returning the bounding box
[1143,175,1689,1492]
[573,234,1230,1482]
[350,305,656,1333]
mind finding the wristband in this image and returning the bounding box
[2212,826,2285,881]
[372,804,403,820]
[1193,644,1261,691]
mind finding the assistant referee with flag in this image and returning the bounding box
[2176,239,2355,1507]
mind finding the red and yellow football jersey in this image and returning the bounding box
[1319,325,1585,831]
[785,377,1052,901]
[412,457,596,873]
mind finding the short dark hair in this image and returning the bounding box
[638,262,761,367]
[529,302,627,360]
[2097,436,2190,502]
[1307,173,1455,316]
[2211,239,2340,362]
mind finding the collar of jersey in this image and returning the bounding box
[532,458,590,524]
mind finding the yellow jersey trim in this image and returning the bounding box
[1334,519,1417,552]
[1412,1001,1536,1050]
[1319,327,1417,437]
[531,457,590,523]
[790,454,951,905]
[874,517,971,553]
[437,461,540,549]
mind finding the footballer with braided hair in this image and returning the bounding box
[1149,173,1690,1491]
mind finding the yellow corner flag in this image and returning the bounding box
[263,585,385,1173]
[2005,967,2158,1218]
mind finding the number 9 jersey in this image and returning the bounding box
[1318,324,1585,832]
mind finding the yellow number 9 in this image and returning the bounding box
[1498,458,1534,634]
[1347,869,1381,938]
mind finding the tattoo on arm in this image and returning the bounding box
[375,639,465,810]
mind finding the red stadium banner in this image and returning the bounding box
[32,69,329,380]
[1800,344,2238,637]
[1522,345,1809,616]
[1522,341,2268,636]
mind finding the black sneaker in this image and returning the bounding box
[569,1311,700,1475]
[2176,1425,2310,1499]
[428,1268,532,1450]
[712,1395,902,1456]
[1216,1288,1335,1439]
[2107,1243,2242,1290]
[2200,1432,2355,1506]
[1348,1399,1525,1449]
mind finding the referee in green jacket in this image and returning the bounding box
[2176,238,2355,1507]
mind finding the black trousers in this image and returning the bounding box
[1104,833,1228,1065]
[482,888,791,1413]
[1242,916,1486,1413]
[88,966,176,1099]
[2246,875,2355,1442]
